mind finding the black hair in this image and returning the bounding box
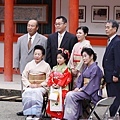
[57,49,69,64]
[81,48,97,61]
[56,16,67,23]
[107,20,119,32]
[33,45,45,55]
[76,26,89,35]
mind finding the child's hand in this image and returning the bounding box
[73,88,79,91]
[52,84,60,89]
[72,68,78,76]
[55,84,60,88]
[52,84,56,87]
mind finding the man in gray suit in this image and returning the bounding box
[14,19,47,116]
[14,19,47,74]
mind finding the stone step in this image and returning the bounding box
[0,89,22,102]
[0,88,21,96]
[0,95,22,102]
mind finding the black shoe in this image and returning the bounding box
[16,111,24,116]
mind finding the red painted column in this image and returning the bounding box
[4,0,14,81]
[69,0,79,34]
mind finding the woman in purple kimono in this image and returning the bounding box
[63,48,103,120]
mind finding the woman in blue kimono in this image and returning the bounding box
[63,48,103,120]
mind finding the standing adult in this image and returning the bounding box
[68,26,92,89]
[14,19,47,116]
[14,19,47,74]
[102,20,120,117]
[46,16,78,68]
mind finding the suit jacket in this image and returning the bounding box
[46,31,78,68]
[14,32,47,74]
[102,35,120,83]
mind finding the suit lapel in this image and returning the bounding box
[23,35,28,51]
[53,32,58,48]
[60,32,68,47]
[104,37,115,57]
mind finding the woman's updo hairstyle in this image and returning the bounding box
[81,47,97,61]
[76,26,89,35]
[33,45,45,55]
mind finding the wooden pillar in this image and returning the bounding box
[69,0,79,34]
[52,0,56,33]
[4,0,14,81]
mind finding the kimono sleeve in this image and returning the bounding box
[57,68,72,87]
[47,71,54,87]
[82,67,102,95]
[22,63,31,88]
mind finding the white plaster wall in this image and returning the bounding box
[0,43,16,67]
[92,46,106,70]
[79,0,120,34]
[56,0,120,34]
[0,43,4,67]
[0,42,106,69]
[54,0,120,69]
[56,0,69,31]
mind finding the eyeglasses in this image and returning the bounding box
[54,22,64,26]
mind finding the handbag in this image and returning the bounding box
[49,87,62,111]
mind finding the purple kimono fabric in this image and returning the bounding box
[63,62,103,120]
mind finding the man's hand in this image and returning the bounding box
[113,76,118,82]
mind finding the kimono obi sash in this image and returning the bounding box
[73,53,81,63]
[84,78,90,85]
[28,73,46,84]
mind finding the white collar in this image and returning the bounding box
[58,31,66,37]
[28,32,37,43]
[109,34,116,41]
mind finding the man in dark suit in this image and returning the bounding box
[102,20,120,116]
[46,16,78,68]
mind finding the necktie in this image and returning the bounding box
[28,37,32,50]
[107,39,110,46]
[58,35,62,48]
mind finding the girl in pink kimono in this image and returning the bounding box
[68,26,92,89]
[63,48,103,120]
[46,49,72,120]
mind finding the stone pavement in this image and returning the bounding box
[0,101,25,120]
[0,74,24,120]
[0,74,113,120]
[0,74,51,120]
[0,74,21,91]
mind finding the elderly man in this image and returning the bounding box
[14,19,47,116]
[14,19,47,74]
[102,20,120,117]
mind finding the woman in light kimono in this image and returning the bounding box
[68,26,92,89]
[22,45,51,120]
[46,49,72,120]
[63,48,103,120]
